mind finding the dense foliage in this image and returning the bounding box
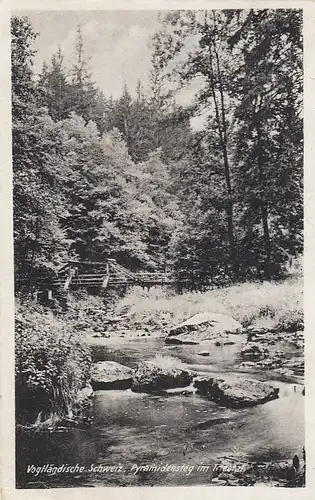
[12,10,303,289]
[15,301,91,425]
[153,9,302,282]
[12,11,303,427]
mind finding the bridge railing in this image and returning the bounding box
[52,259,177,290]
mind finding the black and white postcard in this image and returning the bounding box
[1,0,314,498]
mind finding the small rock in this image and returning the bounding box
[247,326,269,334]
[211,478,227,485]
[75,384,94,408]
[273,367,294,377]
[238,361,256,370]
[165,337,199,345]
[256,358,282,369]
[106,315,125,324]
[241,343,269,359]
[198,350,211,357]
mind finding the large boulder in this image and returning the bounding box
[132,360,192,393]
[91,361,134,390]
[194,374,279,408]
[166,312,243,345]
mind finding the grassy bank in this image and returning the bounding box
[115,277,303,333]
[15,300,92,428]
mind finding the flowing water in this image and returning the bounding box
[16,337,304,488]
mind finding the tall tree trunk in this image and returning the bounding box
[261,202,271,279]
[256,111,271,280]
[207,30,236,278]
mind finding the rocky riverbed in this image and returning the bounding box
[86,308,304,384]
[16,306,305,488]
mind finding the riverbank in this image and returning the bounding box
[87,277,304,381]
[16,345,305,488]
[74,276,303,340]
[15,277,303,428]
[15,277,305,488]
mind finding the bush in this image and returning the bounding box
[114,277,303,332]
[15,300,92,426]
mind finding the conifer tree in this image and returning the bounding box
[12,16,67,287]
[38,47,71,120]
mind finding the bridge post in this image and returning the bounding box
[102,261,110,289]
[63,264,75,291]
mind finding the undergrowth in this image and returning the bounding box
[15,300,92,427]
[114,277,303,332]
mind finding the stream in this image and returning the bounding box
[16,337,304,488]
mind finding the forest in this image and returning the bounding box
[13,12,305,487]
[12,9,303,292]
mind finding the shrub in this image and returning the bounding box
[15,301,92,426]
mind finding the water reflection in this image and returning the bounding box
[16,337,304,488]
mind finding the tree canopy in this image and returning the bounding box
[12,10,303,291]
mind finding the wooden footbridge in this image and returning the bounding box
[52,259,176,291]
